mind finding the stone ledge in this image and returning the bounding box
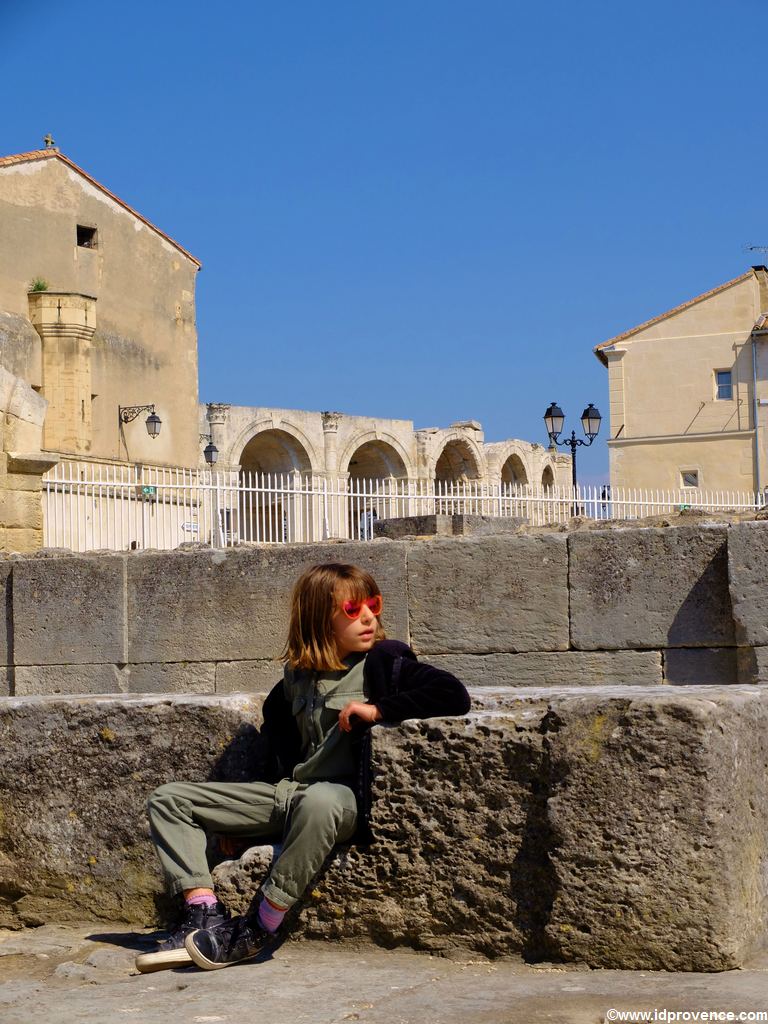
[427,650,663,687]
[0,687,766,970]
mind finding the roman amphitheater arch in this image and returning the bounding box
[541,463,556,489]
[433,434,484,482]
[340,433,412,538]
[495,444,531,487]
[232,422,320,543]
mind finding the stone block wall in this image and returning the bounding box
[2,524,768,970]
[2,521,768,694]
[2,686,767,971]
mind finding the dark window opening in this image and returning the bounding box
[77,225,98,249]
[681,470,699,488]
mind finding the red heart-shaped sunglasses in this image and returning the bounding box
[340,594,383,620]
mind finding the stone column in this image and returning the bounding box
[321,412,346,538]
[28,291,96,455]
[205,403,230,454]
[321,411,341,477]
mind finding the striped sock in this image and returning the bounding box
[186,893,218,907]
[257,897,287,933]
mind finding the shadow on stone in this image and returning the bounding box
[667,544,734,648]
[509,709,565,963]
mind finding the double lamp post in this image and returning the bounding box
[543,401,602,492]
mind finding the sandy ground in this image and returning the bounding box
[0,923,767,1024]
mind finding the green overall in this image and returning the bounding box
[147,656,366,909]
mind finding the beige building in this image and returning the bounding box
[0,146,201,470]
[595,266,768,494]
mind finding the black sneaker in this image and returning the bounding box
[135,901,230,974]
[184,914,273,970]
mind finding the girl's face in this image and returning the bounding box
[331,587,380,660]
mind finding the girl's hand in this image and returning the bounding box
[338,701,382,732]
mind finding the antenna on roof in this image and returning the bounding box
[43,133,56,149]
[743,244,768,270]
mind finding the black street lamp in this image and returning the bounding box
[199,433,219,466]
[119,404,162,439]
[543,401,602,491]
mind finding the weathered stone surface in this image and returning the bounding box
[428,651,662,687]
[374,515,525,539]
[0,560,11,665]
[0,667,10,696]
[2,490,42,530]
[125,542,409,663]
[12,554,125,665]
[121,662,215,694]
[374,515,455,539]
[216,660,282,693]
[737,646,768,685]
[14,664,122,695]
[0,309,41,383]
[663,648,738,685]
[408,535,569,654]
[728,521,768,646]
[569,526,733,650]
[544,687,768,970]
[213,686,768,970]
[0,694,264,926]
[3,689,765,969]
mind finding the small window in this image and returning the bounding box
[77,225,98,249]
[681,470,699,488]
[715,370,732,400]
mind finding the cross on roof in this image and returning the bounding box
[43,133,55,149]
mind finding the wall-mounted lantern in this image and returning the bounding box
[200,433,219,465]
[119,404,162,439]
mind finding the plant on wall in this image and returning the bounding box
[29,277,49,292]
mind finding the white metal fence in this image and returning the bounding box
[42,463,767,552]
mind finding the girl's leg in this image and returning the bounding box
[262,782,357,910]
[147,780,284,897]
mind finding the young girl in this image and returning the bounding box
[136,562,470,973]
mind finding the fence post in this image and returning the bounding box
[322,477,329,541]
[215,472,224,547]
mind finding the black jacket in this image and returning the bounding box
[261,640,471,844]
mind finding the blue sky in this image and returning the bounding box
[4,0,767,483]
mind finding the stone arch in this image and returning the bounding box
[229,417,321,476]
[434,435,483,482]
[340,433,412,539]
[344,441,409,481]
[338,431,413,480]
[239,428,312,476]
[502,454,529,485]
[230,423,319,544]
[542,464,555,489]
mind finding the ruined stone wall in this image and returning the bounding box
[0,362,56,555]
[2,524,768,969]
[1,521,765,695]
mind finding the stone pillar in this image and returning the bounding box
[321,411,341,477]
[28,292,96,455]
[205,402,230,453]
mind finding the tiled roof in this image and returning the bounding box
[0,149,201,267]
[593,270,755,364]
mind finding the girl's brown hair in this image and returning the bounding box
[282,563,386,671]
